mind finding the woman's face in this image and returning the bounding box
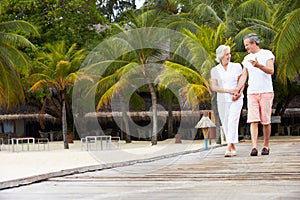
[221,49,231,65]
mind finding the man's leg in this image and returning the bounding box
[250,122,259,149]
[260,92,274,155]
[263,124,271,148]
[247,94,260,156]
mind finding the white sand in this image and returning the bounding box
[0,139,209,183]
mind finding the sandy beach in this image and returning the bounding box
[0,138,214,189]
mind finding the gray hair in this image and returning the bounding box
[215,45,230,63]
[243,33,260,45]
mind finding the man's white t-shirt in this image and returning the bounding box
[242,49,275,94]
[211,62,243,102]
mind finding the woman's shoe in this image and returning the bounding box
[231,150,237,156]
[224,151,231,157]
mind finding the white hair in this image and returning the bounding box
[243,33,260,45]
[215,45,230,63]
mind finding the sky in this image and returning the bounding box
[136,0,145,8]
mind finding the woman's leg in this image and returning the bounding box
[225,99,243,156]
[218,102,232,156]
[217,102,230,142]
[227,99,243,144]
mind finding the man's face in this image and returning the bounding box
[243,38,255,53]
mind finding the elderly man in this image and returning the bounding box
[235,33,275,156]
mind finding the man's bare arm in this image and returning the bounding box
[249,58,274,75]
[234,67,247,93]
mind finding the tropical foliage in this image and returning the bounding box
[0,0,109,49]
[29,41,87,149]
[0,20,39,109]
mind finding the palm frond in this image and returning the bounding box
[166,17,200,33]
[234,28,255,51]
[274,8,300,85]
[29,80,48,92]
[164,61,205,84]
[65,72,78,86]
[97,74,118,94]
[179,28,214,75]
[189,3,223,27]
[158,67,188,89]
[128,92,144,111]
[274,8,300,57]
[117,62,141,77]
[0,32,36,50]
[233,0,271,21]
[137,9,168,28]
[0,20,39,37]
[0,62,24,109]
[0,44,29,75]
[55,61,72,78]
[182,83,210,108]
[272,0,298,28]
[97,85,115,110]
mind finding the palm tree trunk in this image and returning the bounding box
[148,83,158,145]
[167,98,173,138]
[123,112,131,143]
[141,57,158,145]
[167,39,173,139]
[61,90,69,149]
[211,91,221,144]
[120,94,131,143]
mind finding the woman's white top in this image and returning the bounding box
[211,62,243,102]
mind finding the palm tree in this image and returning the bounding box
[0,20,39,109]
[93,61,145,143]
[29,41,87,149]
[159,23,234,143]
[102,9,177,145]
[232,0,300,115]
[273,1,300,85]
[273,1,300,115]
[163,0,238,143]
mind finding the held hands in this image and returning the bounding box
[229,89,241,101]
[232,92,241,101]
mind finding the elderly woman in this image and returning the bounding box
[210,45,244,157]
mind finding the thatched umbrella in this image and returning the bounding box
[195,115,216,150]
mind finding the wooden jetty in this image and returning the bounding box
[0,140,299,199]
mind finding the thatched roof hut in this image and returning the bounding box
[0,104,57,122]
[0,105,57,138]
[84,110,214,129]
[85,110,213,120]
[0,113,56,122]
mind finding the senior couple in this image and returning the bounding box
[210,33,275,157]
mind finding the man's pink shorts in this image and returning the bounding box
[247,92,274,124]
